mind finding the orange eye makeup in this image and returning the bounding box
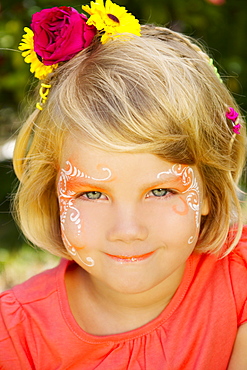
[65,180,109,198]
[141,176,187,200]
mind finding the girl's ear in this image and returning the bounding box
[201,197,210,216]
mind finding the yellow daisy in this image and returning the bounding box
[82,0,141,44]
[18,27,58,80]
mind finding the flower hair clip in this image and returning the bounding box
[226,107,241,135]
[36,83,52,111]
[18,0,141,110]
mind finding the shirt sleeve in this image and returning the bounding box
[0,289,33,370]
[229,226,247,326]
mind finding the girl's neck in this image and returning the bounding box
[65,262,185,336]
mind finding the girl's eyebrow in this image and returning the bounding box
[154,174,186,186]
[140,175,190,197]
[65,172,190,195]
[65,178,111,194]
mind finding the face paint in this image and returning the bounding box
[58,162,82,237]
[58,160,113,267]
[157,164,200,244]
[64,160,112,182]
[172,196,189,216]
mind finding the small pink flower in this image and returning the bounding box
[226,107,239,122]
[31,6,97,66]
[232,124,241,135]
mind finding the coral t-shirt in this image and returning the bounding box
[1,228,247,369]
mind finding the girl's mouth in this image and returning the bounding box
[105,251,155,263]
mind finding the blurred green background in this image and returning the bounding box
[0,0,247,290]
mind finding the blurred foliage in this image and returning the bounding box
[0,160,19,247]
[0,0,247,254]
[0,243,59,291]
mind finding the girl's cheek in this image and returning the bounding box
[167,195,198,246]
[182,184,200,245]
[158,164,201,246]
[65,201,82,236]
[61,205,86,249]
[172,196,189,216]
[60,205,96,268]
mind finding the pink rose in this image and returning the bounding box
[226,107,239,122]
[31,6,97,66]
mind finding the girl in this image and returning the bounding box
[0,1,247,368]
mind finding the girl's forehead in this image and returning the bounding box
[62,137,168,170]
[60,138,201,189]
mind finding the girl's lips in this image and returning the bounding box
[105,251,155,263]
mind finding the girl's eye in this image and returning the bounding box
[151,188,168,197]
[81,191,104,200]
[147,188,171,198]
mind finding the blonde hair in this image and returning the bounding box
[13,25,246,258]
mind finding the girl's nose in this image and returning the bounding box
[106,205,148,244]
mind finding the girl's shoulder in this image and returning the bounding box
[228,225,247,266]
[224,225,247,326]
[1,259,65,303]
[0,259,71,367]
[0,259,66,339]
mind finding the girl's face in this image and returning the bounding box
[58,137,209,294]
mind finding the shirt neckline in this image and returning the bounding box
[57,255,197,344]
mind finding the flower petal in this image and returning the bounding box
[83,0,140,43]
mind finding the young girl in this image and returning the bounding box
[0,1,247,368]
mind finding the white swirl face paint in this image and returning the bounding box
[157,164,200,245]
[58,160,112,267]
[62,160,112,182]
